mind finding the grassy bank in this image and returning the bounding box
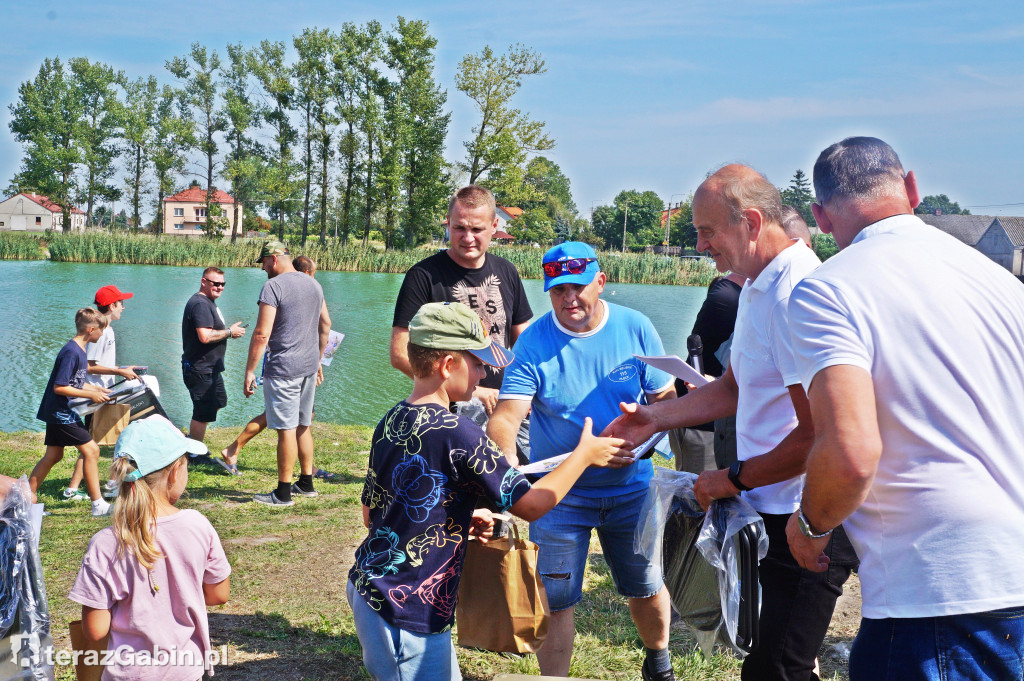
[0,231,718,287]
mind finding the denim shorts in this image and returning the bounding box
[850,605,1024,681]
[529,488,663,611]
[346,579,461,681]
[264,372,317,430]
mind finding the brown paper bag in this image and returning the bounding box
[89,402,131,446]
[456,523,550,653]
[68,620,107,681]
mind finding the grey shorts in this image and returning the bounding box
[264,372,317,430]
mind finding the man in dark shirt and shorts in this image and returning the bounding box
[181,266,246,442]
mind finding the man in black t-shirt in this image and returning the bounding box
[391,185,533,415]
[181,266,246,442]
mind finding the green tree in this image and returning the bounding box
[350,22,385,247]
[121,75,159,233]
[915,194,970,215]
[455,44,554,194]
[151,86,195,237]
[507,206,556,244]
[249,39,301,240]
[220,43,261,242]
[167,43,226,237]
[294,27,338,245]
[521,156,577,216]
[332,22,366,245]
[384,17,452,248]
[779,169,816,227]
[813,233,838,260]
[8,58,83,232]
[592,190,665,250]
[667,198,696,248]
[70,58,124,227]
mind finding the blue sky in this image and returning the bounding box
[2,0,1023,217]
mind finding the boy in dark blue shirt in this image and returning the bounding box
[347,301,634,681]
[29,308,114,516]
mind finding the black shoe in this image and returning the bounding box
[641,658,676,681]
[290,483,319,498]
[188,453,217,466]
[253,491,295,507]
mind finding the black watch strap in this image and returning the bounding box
[728,460,752,492]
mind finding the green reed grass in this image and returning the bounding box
[1,232,718,286]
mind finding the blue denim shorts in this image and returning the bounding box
[529,488,663,611]
[850,605,1024,681]
[346,579,461,681]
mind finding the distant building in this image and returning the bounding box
[919,214,1024,276]
[0,192,86,232]
[162,186,240,237]
[496,205,523,233]
[493,229,515,244]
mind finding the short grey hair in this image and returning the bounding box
[780,205,812,245]
[703,164,782,227]
[813,136,906,205]
[448,185,496,221]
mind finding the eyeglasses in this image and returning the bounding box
[542,258,597,278]
[203,278,226,288]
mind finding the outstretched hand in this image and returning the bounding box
[576,417,635,468]
[600,402,657,444]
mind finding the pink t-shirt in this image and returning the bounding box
[69,509,231,681]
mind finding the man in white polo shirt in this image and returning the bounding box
[786,136,1024,680]
[606,164,857,681]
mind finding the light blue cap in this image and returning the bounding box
[114,415,207,481]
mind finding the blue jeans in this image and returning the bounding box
[346,579,461,681]
[850,606,1024,681]
[529,489,663,611]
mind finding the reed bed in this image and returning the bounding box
[1,232,718,286]
[0,232,46,260]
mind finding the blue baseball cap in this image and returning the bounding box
[542,242,600,291]
[114,415,207,481]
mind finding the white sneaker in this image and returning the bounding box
[91,500,112,517]
[103,480,119,499]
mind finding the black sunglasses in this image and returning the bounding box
[542,257,596,278]
[203,278,226,288]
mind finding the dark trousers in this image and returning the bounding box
[741,513,859,681]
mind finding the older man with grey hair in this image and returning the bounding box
[786,136,1024,680]
[605,163,857,681]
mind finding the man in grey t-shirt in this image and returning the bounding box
[245,241,331,507]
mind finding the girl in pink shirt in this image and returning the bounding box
[70,416,231,681]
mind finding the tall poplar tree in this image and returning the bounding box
[70,57,123,227]
[121,75,159,232]
[151,86,195,237]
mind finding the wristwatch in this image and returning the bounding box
[727,460,752,492]
[797,507,833,539]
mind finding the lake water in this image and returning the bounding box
[0,260,707,432]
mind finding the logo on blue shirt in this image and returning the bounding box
[609,362,639,382]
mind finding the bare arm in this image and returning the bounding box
[243,303,276,397]
[693,383,814,509]
[389,326,414,379]
[196,323,245,344]
[87,362,139,381]
[487,398,533,467]
[509,320,529,348]
[602,365,740,442]
[202,577,230,606]
[318,300,331,359]
[81,606,111,647]
[55,383,110,404]
[362,504,371,528]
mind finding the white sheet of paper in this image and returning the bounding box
[518,431,668,475]
[634,354,711,387]
[320,330,345,366]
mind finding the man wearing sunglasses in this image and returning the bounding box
[181,266,246,443]
[391,185,532,418]
[604,166,858,681]
[488,242,677,681]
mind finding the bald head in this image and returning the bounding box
[696,164,783,228]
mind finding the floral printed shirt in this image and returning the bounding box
[349,401,531,634]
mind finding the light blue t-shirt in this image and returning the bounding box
[500,300,674,497]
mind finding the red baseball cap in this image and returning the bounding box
[95,284,134,307]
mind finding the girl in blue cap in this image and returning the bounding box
[69,415,231,680]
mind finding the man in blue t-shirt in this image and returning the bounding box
[488,242,678,681]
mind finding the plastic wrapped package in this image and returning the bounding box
[635,467,767,657]
[0,477,54,681]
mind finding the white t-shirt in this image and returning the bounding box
[85,325,116,388]
[789,214,1024,619]
[732,241,820,515]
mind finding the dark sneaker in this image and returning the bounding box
[290,483,319,498]
[641,658,676,681]
[253,491,294,507]
[189,453,217,466]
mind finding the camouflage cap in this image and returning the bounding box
[409,302,514,368]
[255,240,289,263]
